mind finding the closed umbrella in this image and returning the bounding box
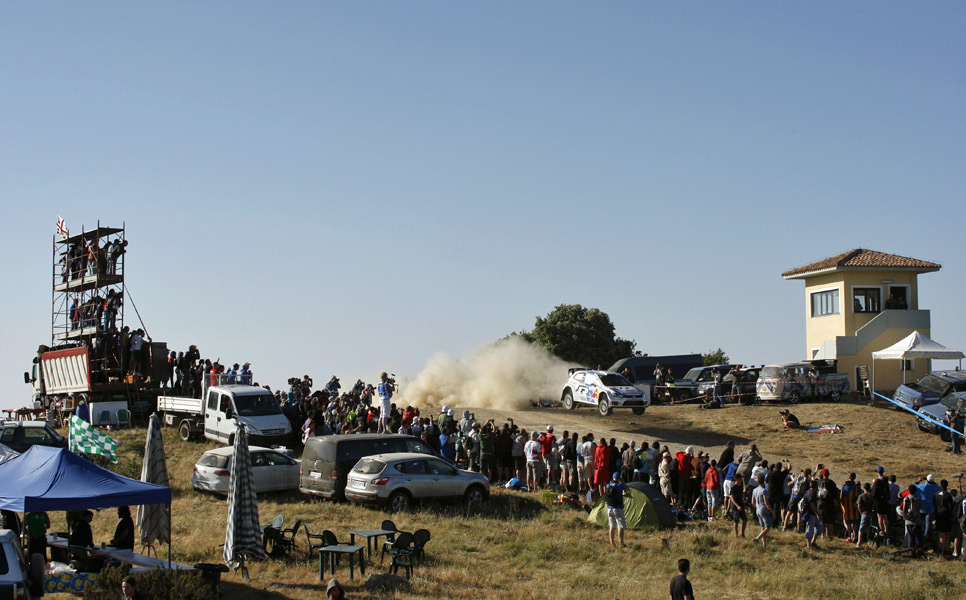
[137,413,171,564]
[223,423,265,579]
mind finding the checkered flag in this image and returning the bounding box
[69,415,119,462]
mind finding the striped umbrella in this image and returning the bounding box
[137,413,171,558]
[224,423,265,579]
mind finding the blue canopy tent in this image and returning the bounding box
[0,446,171,512]
[0,445,173,567]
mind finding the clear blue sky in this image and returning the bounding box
[3,3,965,410]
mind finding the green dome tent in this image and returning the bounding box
[587,486,666,530]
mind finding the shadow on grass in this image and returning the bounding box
[619,424,752,448]
[220,580,301,599]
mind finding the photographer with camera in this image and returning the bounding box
[780,409,800,429]
[377,372,395,433]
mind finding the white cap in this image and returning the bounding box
[927,474,935,483]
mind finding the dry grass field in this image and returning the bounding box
[46,398,965,599]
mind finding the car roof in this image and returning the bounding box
[203,445,276,457]
[358,452,444,462]
[927,371,966,384]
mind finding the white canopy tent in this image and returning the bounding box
[871,331,964,391]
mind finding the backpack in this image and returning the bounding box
[798,494,809,514]
[607,483,624,507]
[633,452,644,470]
[791,476,806,497]
[935,491,953,519]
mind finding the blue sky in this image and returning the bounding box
[3,4,965,409]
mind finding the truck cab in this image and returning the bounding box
[202,385,291,446]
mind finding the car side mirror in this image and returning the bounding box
[24,372,31,384]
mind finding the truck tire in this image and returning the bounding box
[562,390,575,410]
[598,395,612,416]
[179,421,193,442]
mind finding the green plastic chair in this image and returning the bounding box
[116,409,131,428]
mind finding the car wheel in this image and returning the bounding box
[675,390,690,403]
[179,421,192,442]
[829,391,841,402]
[788,391,800,405]
[598,395,612,416]
[388,491,411,513]
[464,485,486,509]
[940,428,951,443]
[632,407,645,416]
[562,390,575,410]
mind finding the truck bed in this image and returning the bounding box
[158,395,203,414]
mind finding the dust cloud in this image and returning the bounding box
[396,337,574,411]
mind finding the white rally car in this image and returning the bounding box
[561,369,650,416]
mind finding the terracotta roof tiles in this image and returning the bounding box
[782,249,941,278]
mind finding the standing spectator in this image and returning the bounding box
[562,432,578,492]
[735,444,761,483]
[647,441,661,487]
[669,558,695,600]
[605,472,629,548]
[580,434,596,491]
[751,474,774,548]
[659,452,674,504]
[539,426,557,486]
[914,474,941,546]
[704,458,720,521]
[377,372,393,433]
[934,479,956,556]
[524,432,543,492]
[721,460,740,513]
[717,441,735,473]
[240,362,253,385]
[439,428,457,464]
[621,441,638,484]
[871,466,892,543]
[900,484,924,551]
[856,482,874,547]
[512,428,526,481]
[24,511,50,561]
[801,479,822,550]
[840,473,860,543]
[479,422,496,481]
[729,474,747,538]
[593,440,612,497]
[710,367,724,407]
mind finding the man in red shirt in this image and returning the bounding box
[539,426,557,487]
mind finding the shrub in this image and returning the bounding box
[83,564,222,600]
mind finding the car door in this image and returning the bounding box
[393,458,431,497]
[262,450,299,491]
[249,451,272,493]
[424,458,462,497]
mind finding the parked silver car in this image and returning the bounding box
[0,528,38,600]
[345,452,490,512]
[191,446,300,495]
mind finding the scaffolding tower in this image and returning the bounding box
[51,222,127,384]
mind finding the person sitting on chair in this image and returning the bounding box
[110,506,135,550]
[780,409,800,429]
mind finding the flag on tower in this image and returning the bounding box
[56,216,69,239]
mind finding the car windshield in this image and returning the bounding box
[939,394,964,410]
[915,375,951,396]
[233,393,282,417]
[682,368,703,381]
[599,373,632,387]
[353,458,386,475]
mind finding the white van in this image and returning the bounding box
[756,362,849,404]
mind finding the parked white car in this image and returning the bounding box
[345,452,490,512]
[0,528,40,600]
[191,446,300,495]
[561,369,650,416]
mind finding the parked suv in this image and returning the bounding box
[299,434,435,500]
[671,365,737,403]
[0,528,39,600]
[345,452,489,512]
[893,370,966,411]
[916,391,966,442]
[0,421,67,454]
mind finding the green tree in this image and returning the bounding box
[515,304,639,368]
[702,347,730,366]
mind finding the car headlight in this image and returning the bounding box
[245,424,259,435]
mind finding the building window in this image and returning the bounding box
[852,288,880,313]
[811,289,839,317]
[901,360,914,371]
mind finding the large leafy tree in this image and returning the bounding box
[515,304,639,368]
[702,347,730,366]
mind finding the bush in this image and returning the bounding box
[83,563,222,600]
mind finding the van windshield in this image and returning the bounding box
[760,367,784,379]
[233,394,282,417]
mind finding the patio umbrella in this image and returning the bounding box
[223,423,265,579]
[137,413,171,564]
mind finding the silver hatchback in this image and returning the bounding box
[345,452,490,512]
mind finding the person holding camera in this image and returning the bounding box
[377,372,394,433]
[780,409,800,429]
